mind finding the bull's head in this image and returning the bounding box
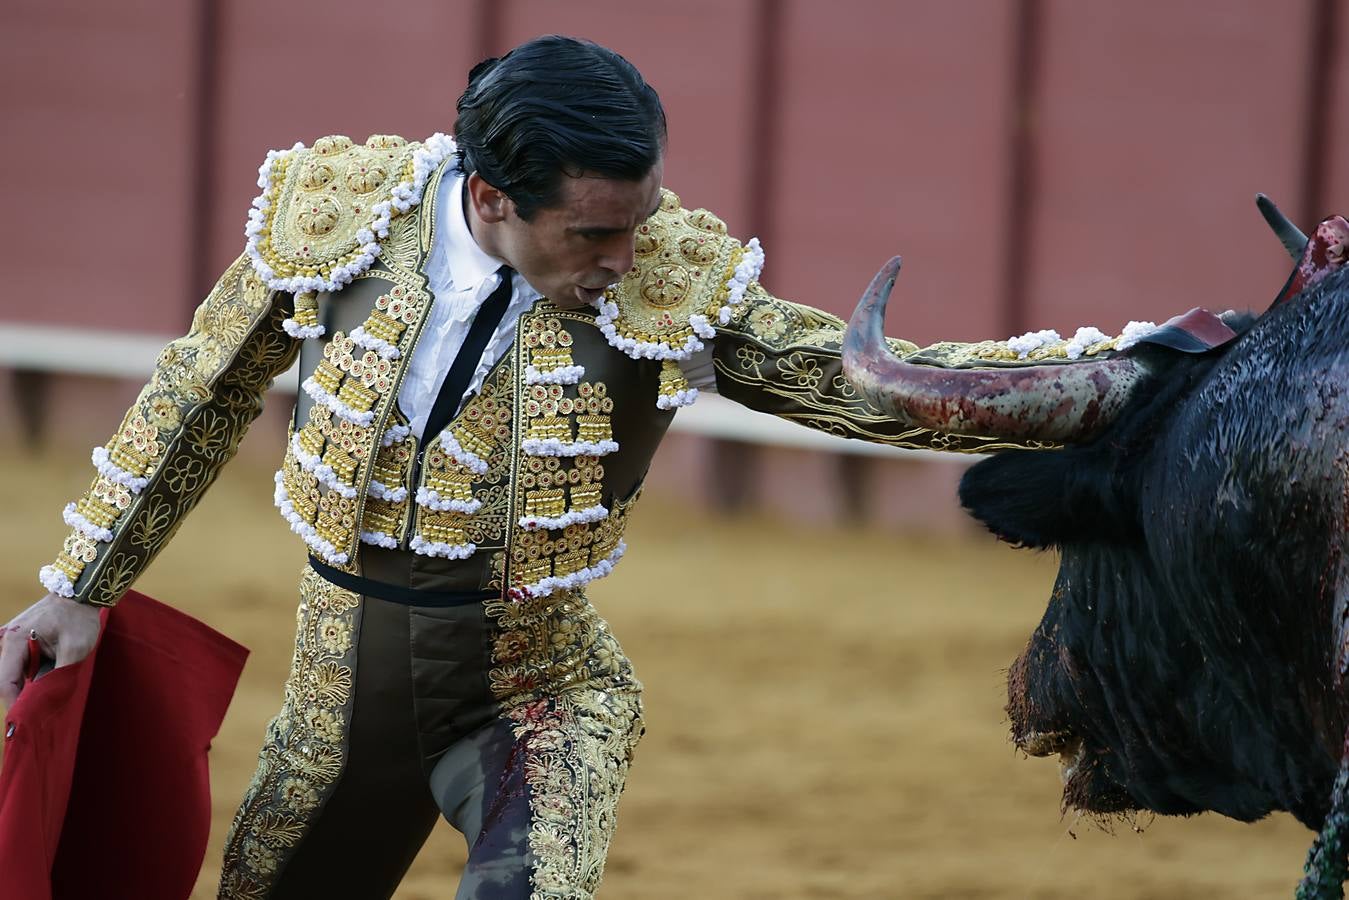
[843,201,1349,843]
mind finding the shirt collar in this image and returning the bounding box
[443,173,504,291]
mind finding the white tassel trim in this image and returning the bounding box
[524,364,585,385]
[39,565,75,598]
[521,438,619,458]
[1063,326,1111,360]
[438,430,489,475]
[291,434,358,499]
[282,319,325,339]
[246,134,457,294]
[657,388,699,410]
[509,541,627,600]
[360,530,400,549]
[997,320,1159,358]
[1005,329,1062,359]
[367,479,408,503]
[91,446,149,493]
[1115,321,1160,352]
[301,376,376,427]
[62,503,113,543]
[273,471,349,566]
[414,487,482,514]
[382,424,412,447]
[253,142,304,191]
[590,237,764,363]
[593,298,706,361]
[350,325,401,360]
[715,237,764,325]
[519,503,609,531]
[409,535,476,560]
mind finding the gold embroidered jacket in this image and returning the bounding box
[42,132,1040,607]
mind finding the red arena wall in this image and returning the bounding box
[1,0,1343,526]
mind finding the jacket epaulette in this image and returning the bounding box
[592,189,764,408]
[244,133,456,296]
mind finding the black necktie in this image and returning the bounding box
[421,266,515,444]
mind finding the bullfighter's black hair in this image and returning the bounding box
[453,36,667,221]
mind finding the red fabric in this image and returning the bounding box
[0,590,248,900]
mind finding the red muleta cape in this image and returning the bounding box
[0,590,247,900]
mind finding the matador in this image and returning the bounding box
[6,36,1121,899]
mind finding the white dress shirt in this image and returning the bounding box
[398,170,717,438]
[398,172,541,437]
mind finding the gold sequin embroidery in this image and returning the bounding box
[219,569,360,898]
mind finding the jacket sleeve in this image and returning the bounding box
[39,254,300,606]
[710,280,1049,454]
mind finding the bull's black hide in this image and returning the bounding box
[962,267,1349,829]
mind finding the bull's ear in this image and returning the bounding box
[958,448,1136,548]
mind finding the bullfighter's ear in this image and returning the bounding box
[958,447,1138,548]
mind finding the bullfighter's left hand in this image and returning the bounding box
[0,593,101,709]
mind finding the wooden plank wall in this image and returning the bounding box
[1,0,1337,342]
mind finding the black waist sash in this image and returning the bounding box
[308,555,497,607]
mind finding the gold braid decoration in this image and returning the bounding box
[908,337,1129,368]
[253,135,417,287]
[45,254,300,605]
[597,189,757,407]
[712,282,1058,453]
[219,569,361,898]
[484,557,645,896]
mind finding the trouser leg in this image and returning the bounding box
[219,573,439,899]
[431,717,532,899]
[430,691,645,900]
[269,592,441,896]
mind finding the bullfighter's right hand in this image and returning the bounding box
[0,594,101,708]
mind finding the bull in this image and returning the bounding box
[842,199,1349,897]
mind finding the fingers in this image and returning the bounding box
[0,624,31,708]
[0,596,102,710]
[51,599,100,668]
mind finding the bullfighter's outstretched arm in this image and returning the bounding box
[709,280,1058,454]
[38,255,299,607]
[602,187,1080,454]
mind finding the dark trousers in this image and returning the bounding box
[219,566,644,899]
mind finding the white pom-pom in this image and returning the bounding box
[1115,321,1159,351]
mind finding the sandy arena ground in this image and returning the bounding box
[0,440,1316,898]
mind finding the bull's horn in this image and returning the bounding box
[842,260,1150,444]
[1256,193,1308,260]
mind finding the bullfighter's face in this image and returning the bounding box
[466,161,665,309]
